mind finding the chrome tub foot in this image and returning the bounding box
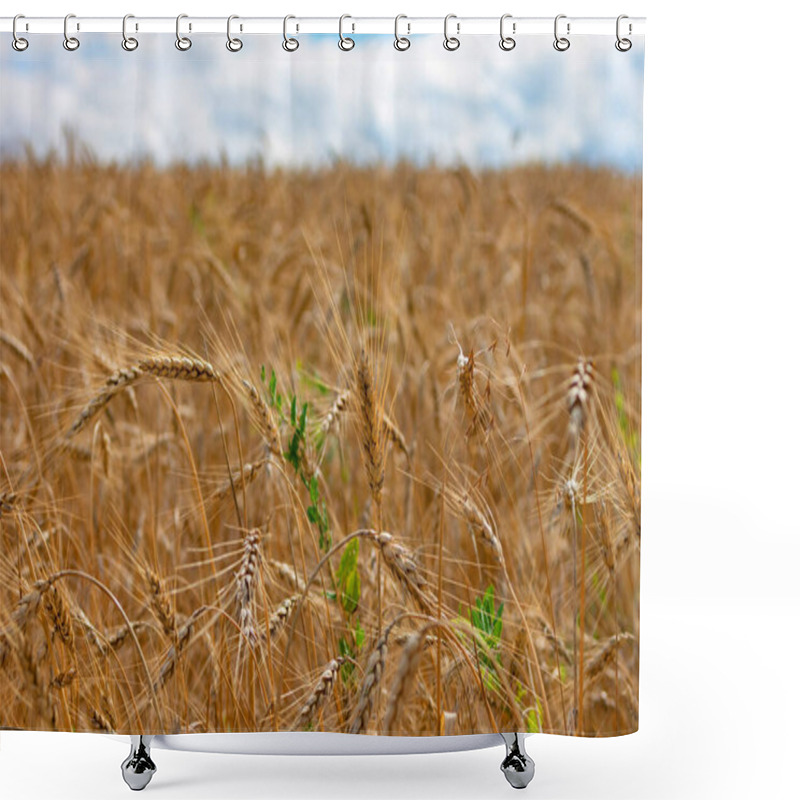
[500,733,534,789]
[121,735,156,791]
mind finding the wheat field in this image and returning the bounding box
[0,157,640,737]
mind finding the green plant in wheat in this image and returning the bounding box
[335,538,365,683]
[263,366,331,551]
[464,586,504,693]
[262,365,364,684]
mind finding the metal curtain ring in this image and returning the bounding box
[443,14,460,51]
[394,14,410,51]
[282,15,299,51]
[12,14,29,51]
[553,14,570,51]
[499,13,516,51]
[615,14,632,51]
[226,15,243,51]
[176,14,192,50]
[339,14,354,51]
[63,13,80,51]
[122,14,138,51]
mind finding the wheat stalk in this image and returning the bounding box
[0,330,34,368]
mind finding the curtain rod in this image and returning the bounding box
[1,16,646,37]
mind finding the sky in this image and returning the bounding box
[0,33,644,171]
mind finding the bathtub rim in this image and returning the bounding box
[109,731,512,756]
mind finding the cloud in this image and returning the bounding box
[0,33,644,170]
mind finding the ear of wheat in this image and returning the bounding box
[349,626,390,734]
[265,595,300,641]
[154,607,205,692]
[356,351,386,505]
[50,667,77,689]
[41,585,74,648]
[567,358,594,447]
[242,378,282,458]
[383,631,425,733]
[294,656,346,730]
[67,355,219,439]
[235,530,261,646]
[146,569,176,637]
[320,390,350,436]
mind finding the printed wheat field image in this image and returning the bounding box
[0,35,642,741]
[0,160,640,737]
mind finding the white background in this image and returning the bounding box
[2,1,798,798]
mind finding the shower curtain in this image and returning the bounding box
[0,24,643,739]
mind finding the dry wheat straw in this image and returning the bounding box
[382,413,411,462]
[0,330,34,368]
[98,425,112,476]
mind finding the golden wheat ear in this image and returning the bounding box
[234,529,262,647]
[355,350,387,506]
[66,355,220,439]
[566,357,594,449]
[293,656,347,731]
